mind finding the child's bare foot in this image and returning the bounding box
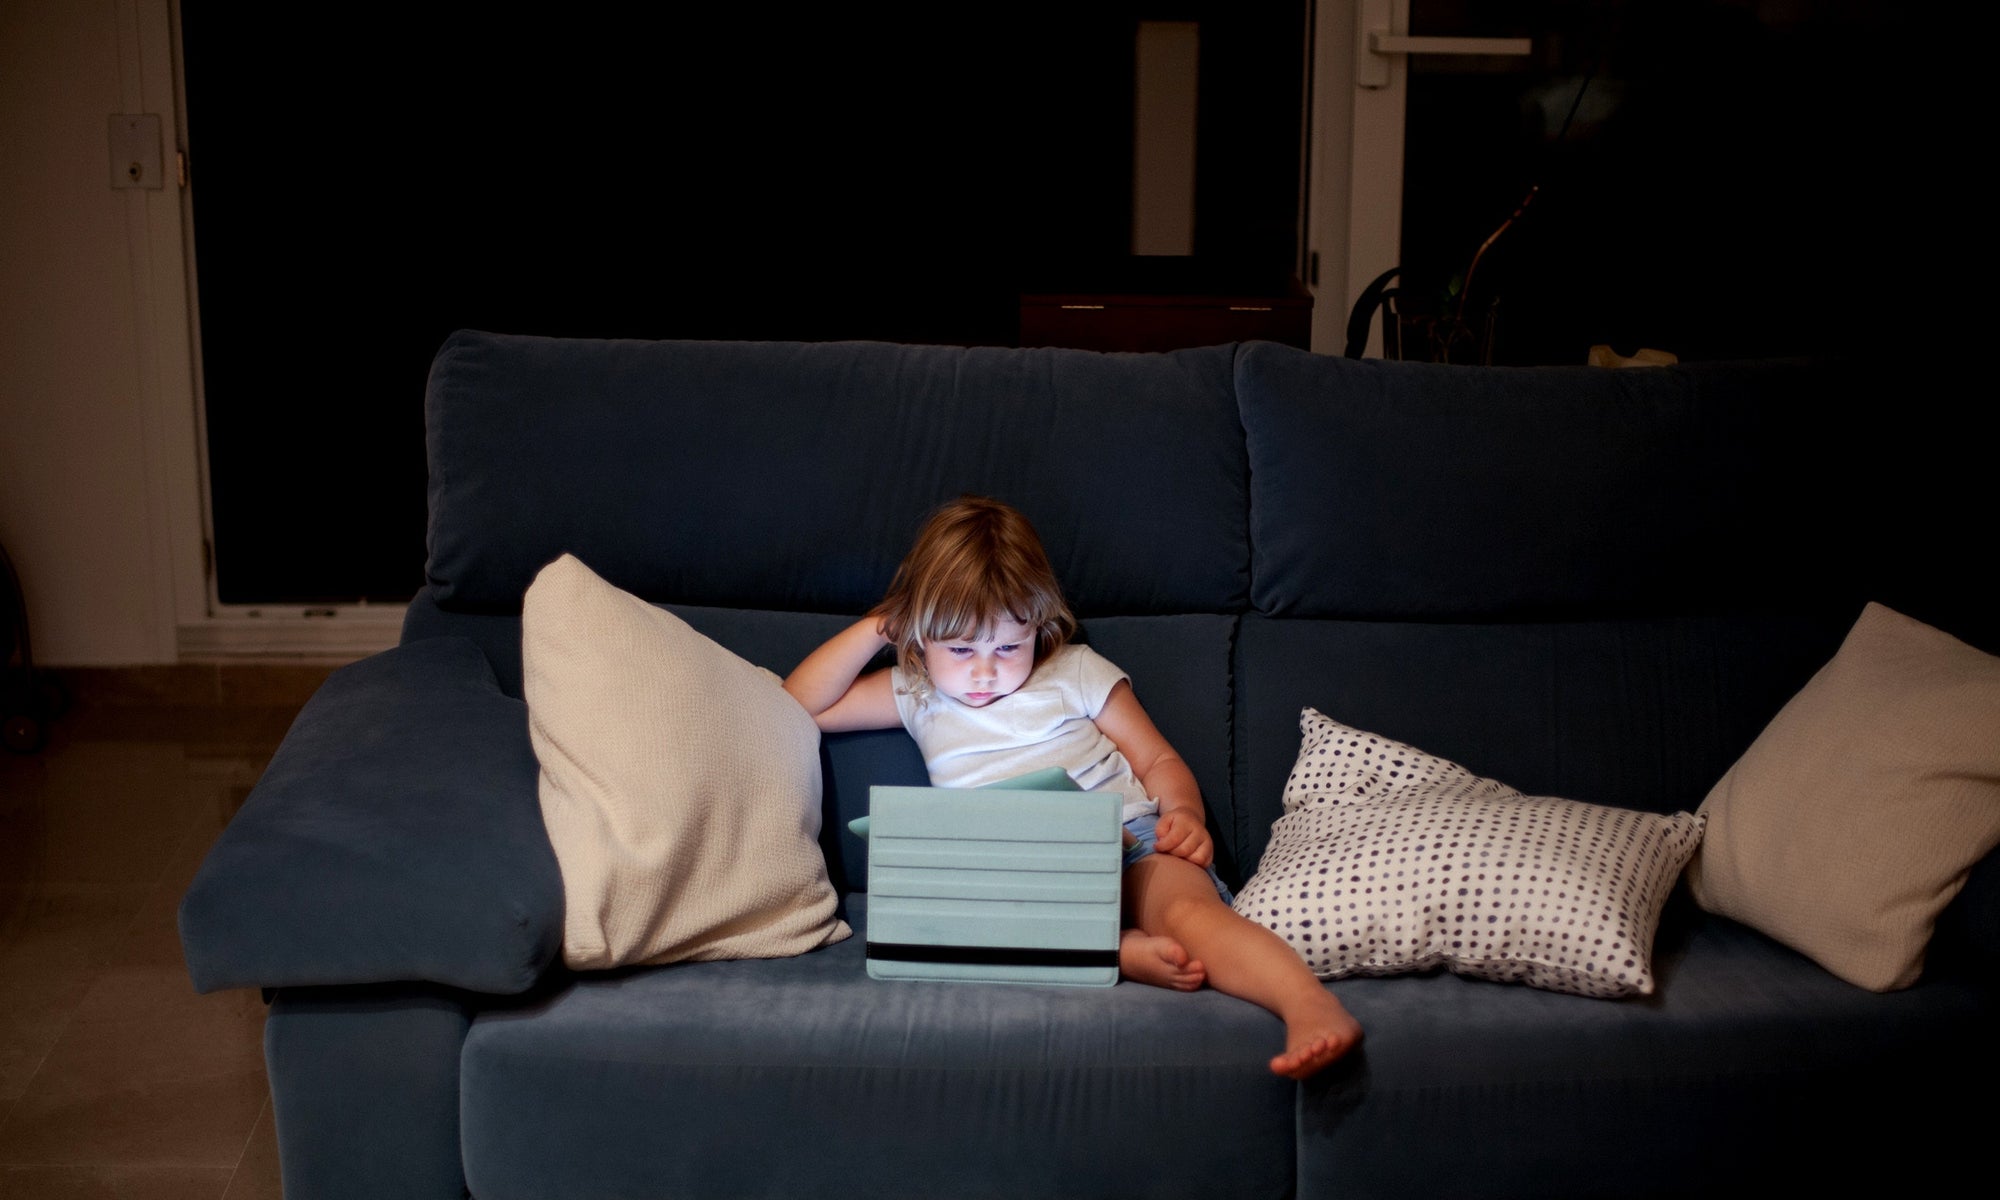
[1268,993,1362,1079]
[1119,930,1206,991]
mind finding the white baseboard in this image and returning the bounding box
[176,604,406,661]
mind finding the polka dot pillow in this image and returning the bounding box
[1233,709,1705,998]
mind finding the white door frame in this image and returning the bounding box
[1303,0,1529,358]
[1305,0,1398,358]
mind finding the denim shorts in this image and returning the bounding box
[1121,812,1235,905]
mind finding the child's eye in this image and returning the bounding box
[948,647,974,657]
[996,644,1021,654]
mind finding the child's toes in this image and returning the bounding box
[1270,1032,1353,1079]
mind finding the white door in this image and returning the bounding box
[1304,0,1530,358]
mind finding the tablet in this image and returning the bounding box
[862,771,1119,987]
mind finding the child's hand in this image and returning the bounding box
[1151,809,1213,868]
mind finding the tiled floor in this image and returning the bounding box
[0,667,330,1199]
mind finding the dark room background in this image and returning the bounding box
[180,3,1307,605]
[180,2,1975,607]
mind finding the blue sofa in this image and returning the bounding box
[179,331,1997,1199]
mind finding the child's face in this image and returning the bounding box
[920,616,1036,709]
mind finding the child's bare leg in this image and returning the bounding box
[1124,856,1362,1079]
[1119,929,1206,991]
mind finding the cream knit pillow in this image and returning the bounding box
[522,553,850,970]
[1688,602,2000,991]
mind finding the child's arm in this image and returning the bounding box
[1093,680,1214,868]
[782,617,903,732]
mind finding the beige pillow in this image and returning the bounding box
[1688,602,2000,991]
[522,553,850,970]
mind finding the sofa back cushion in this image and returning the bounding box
[422,330,1249,617]
[1234,343,1865,621]
[1228,611,1856,875]
[405,597,1237,894]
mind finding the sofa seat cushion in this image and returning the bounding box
[1292,908,1998,1199]
[460,896,1295,1200]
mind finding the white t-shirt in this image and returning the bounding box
[891,644,1156,820]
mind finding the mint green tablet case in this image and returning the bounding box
[864,776,1121,987]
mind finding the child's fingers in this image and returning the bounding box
[1156,819,1214,867]
[1175,824,1213,866]
[1158,820,1201,859]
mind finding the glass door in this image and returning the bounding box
[1317,0,1924,366]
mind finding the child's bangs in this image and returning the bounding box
[916,572,1052,645]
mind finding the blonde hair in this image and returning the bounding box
[872,495,1076,693]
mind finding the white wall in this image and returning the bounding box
[0,0,195,666]
[1,0,402,667]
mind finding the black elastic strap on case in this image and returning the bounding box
[865,942,1119,969]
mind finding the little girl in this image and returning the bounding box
[783,495,1361,1079]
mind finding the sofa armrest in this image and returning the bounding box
[178,637,564,995]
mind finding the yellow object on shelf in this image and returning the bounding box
[1587,345,1679,368]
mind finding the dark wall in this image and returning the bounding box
[1387,0,1996,654]
[181,4,1307,603]
[182,3,1982,606]
[1395,0,1981,367]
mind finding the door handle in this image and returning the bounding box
[1356,0,1532,89]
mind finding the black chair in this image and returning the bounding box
[1344,267,1403,359]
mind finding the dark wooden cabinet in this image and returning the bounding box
[1019,277,1312,352]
